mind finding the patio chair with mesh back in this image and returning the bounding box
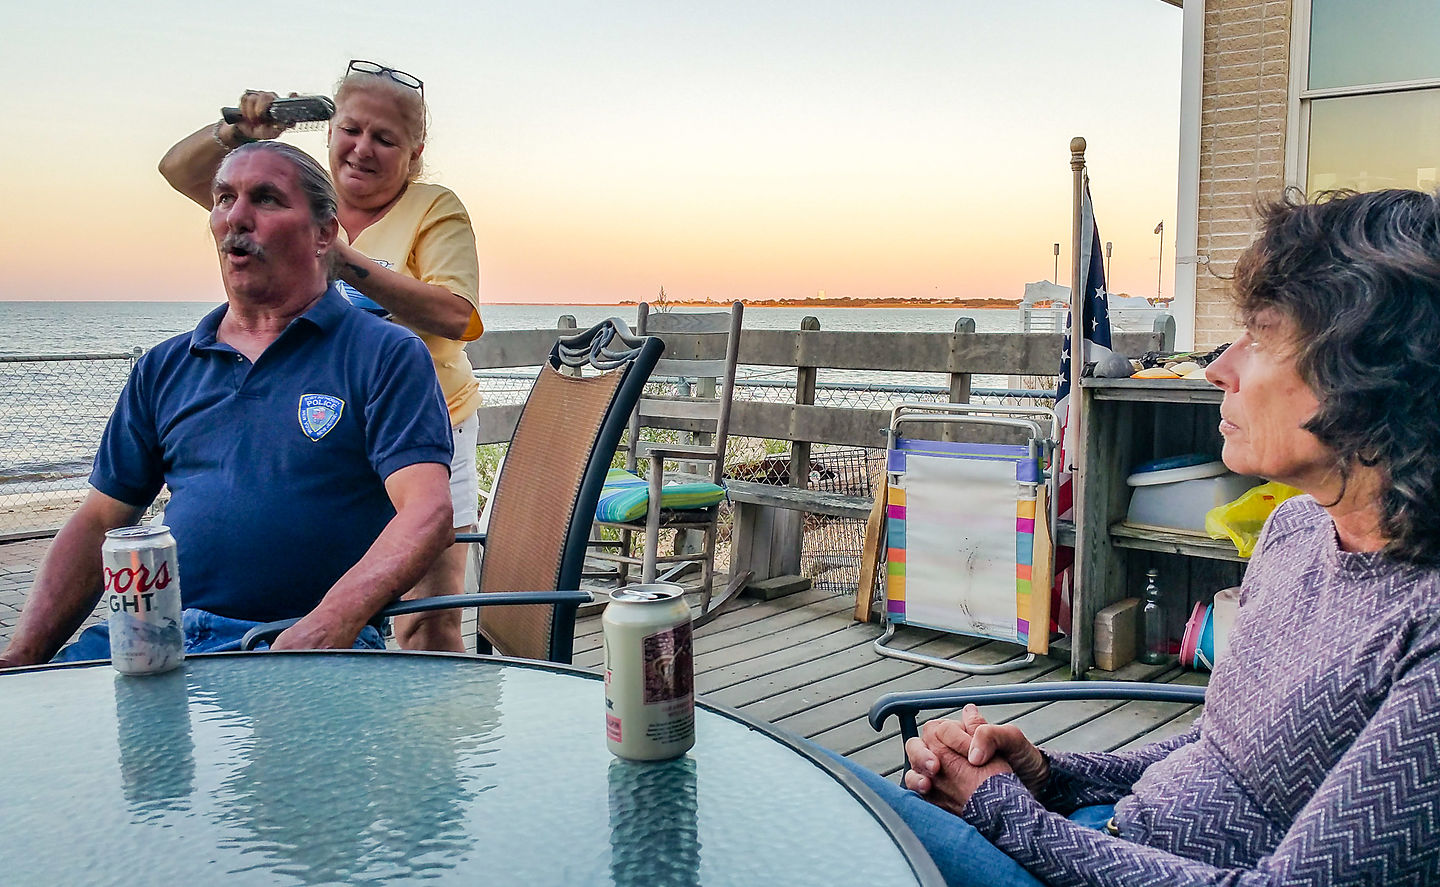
[241,318,663,663]
[591,301,744,622]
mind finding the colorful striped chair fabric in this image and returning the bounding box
[595,468,726,523]
[884,439,1042,646]
[872,402,1058,675]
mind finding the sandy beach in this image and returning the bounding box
[0,488,87,537]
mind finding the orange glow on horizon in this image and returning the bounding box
[1,3,1181,307]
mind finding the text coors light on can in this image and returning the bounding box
[102,525,184,675]
[603,583,695,760]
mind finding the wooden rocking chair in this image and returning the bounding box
[591,301,747,624]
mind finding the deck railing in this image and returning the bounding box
[468,315,1170,447]
[0,314,1170,587]
[466,314,1171,598]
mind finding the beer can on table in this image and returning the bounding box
[603,583,695,760]
[102,525,184,675]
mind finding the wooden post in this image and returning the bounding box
[1069,138,1087,402]
[942,316,976,442]
[1153,313,1177,351]
[790,316,820,489]
[774,316,820,577]
[556,314,580,376]
[1068,136,1090,671]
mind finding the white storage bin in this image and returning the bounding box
[1125,460,1262,534]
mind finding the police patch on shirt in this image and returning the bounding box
[298,394,345,441]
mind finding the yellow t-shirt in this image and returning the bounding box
[349,182,484,425]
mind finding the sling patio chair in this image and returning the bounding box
[241,317,663,663]
[590,301,745,623]
[874,402,1060,675]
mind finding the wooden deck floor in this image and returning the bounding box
[570,586,1207,776]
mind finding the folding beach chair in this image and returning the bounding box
[873,402,1059,675]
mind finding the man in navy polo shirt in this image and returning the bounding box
[0,142,455,667]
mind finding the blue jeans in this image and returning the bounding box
[818,746,1112,887]
[52,609,386,662]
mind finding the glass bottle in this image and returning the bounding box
[1139,568,1168,664]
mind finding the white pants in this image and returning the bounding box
[449,412,480,528]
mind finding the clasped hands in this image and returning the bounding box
[902,704,1051,816]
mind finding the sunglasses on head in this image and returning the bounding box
[346,60,423,94]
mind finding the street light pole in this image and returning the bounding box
[1052,242,1060,284]
[1154,221,1165,301]
[1105,241,1113,286]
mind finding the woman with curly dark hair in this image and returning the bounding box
[829,188,1440,886]
[1227,187,1440,565]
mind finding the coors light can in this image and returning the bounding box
[102,525,184,675]
[603,583,695,760]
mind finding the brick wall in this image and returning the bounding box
[1194,0,1292,348]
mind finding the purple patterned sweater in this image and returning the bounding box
[960,495,1440,885]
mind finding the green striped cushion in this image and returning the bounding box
[595,468,726,523]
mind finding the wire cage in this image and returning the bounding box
[801,446,881,595]
[720,443,881,596]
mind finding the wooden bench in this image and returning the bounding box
[727,479,873,594]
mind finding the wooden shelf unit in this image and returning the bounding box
[1070,378,1246,676]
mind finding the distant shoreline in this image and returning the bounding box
[0,298,1023,310]
[484,298,1026,309]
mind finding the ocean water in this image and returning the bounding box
[0,298,1160,386]
[0,301,1037,356]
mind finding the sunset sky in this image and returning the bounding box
[2,1,1181,306]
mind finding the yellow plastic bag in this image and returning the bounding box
[1205,481,1302,558]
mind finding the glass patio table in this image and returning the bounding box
[0,651,941,886]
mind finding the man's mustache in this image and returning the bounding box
[219,232,264,259]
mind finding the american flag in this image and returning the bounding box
[1051,177,1112,633]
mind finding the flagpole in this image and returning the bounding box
[1070,138,1086,392]
[1068,136,1088,650]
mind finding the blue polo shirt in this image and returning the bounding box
[91,286,453,623]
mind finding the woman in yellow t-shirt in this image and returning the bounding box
[159,61,483,653]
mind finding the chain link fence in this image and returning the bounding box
[474,370,1057,595]
[2,360,1056,592]
[0,353,142,539]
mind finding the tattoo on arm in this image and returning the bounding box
[346,263,370,279]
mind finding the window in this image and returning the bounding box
[1300,0,1440,193]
